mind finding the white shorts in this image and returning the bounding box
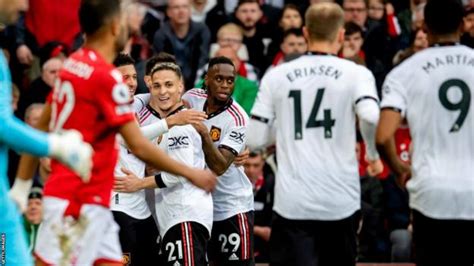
[34,196,122,265]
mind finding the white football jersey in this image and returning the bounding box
[110,98,151,220]
[183,89,254,221]
[251,54,379,220]
[140,103,213,236]
[381,45,474,220]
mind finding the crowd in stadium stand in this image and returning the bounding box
[2,0,473,264]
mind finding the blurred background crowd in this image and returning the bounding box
[2,0,473,263]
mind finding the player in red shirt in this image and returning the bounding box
[34,1,216,265]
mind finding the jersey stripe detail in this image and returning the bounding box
[184,222,193,266]
[139,110,152,124]
[241,213,249,260]
[181,223,189,266]
[187,222,195,266]
[187,91,207,99]
[381,106,403,113]
[138,105,148,116]
[237,214,245,260]
[228,106,243,126]
[226,109,240,126]
[355,95,379,105]
[251,115,270,124]
[218,144,238,156]
[243,213,250,259]
[230,105,246,126]
[154,174,167,188]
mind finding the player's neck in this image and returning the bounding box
[83,37,116,64]
[149,100,183,118]
[307,41,340,55]
[428,33,460,46]
[206,97,229,114]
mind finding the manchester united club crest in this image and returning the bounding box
[210,126,221,142]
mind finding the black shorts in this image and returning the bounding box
[270,211,359,266]
[112,211,159,266]
[160,222,210,266]
[208,211,254,265]
[412,210,474,266]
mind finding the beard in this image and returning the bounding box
[237,19,256,31]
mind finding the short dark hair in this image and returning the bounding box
[113,53,135,68]
[145,52,177,76]
[249,150,263,158]
[424,0,464,35]
[236,0,260,11]
[283,27,304,40]
[28,186,43,200]
[79,0,121,35]
[280,4,301,21]
[208,56,235,71]
[344,21,363,36]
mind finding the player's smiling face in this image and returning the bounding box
[117,64,138,99]
[150,69,183,113]
[205,64,236,104]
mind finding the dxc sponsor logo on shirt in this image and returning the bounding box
[229,131,244,144]
[169,136,189,150]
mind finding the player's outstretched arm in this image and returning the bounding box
[193,122,235,176]
[10,103,94,210]
[119,121,217,192]
[10,104,52,211]
[114,168,183,193]
[114,168,158,192]
[120,109,207,147]
[376,109,411,186]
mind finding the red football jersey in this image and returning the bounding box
[44,48,134,212]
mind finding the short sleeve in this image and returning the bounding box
[182,88,207,109]
[132,93,150,113]
[250,74,275,123]
[219,125,246,156]
[380,74,407,117]
[96,69,134,127]
[352,66,379,106]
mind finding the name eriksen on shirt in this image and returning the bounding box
[286,65,342,82]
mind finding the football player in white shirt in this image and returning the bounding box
[182,57,255,265]
[111,54,161,265]
[114,61,213,266]
[376,0,474,265]
[247,3,382,265]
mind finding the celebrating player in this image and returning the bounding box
[115,61,213,266]
[183,57,255,265]
[33,1,216,265]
